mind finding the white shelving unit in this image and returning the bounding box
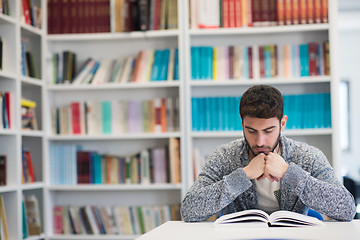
[0,0,46,240]
[0,0,341,239]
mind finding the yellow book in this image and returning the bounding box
[21,98,36,108]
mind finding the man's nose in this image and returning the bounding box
[256,133,265,146]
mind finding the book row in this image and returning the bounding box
[191,41,330,81]
[23,194,42,237]
[21,148,36,184]
[191,0,328,29]
[47,0,111,34]
[21,39,39,78]
[51,48,179,85]
[21,0,42,29]
[53,204,181,235]
[114,0,178,32]
[191,93,331,131]
[0,0,9,16]
[52,97,180,135]
[0,91,14,130]
[49,138,180,185]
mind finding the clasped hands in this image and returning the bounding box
[243,152,289,182]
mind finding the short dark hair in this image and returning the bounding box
[239,85,284,120]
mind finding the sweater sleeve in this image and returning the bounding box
[282,151,356,221]
[180,147,252,222]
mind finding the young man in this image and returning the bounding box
[181,85,356,222]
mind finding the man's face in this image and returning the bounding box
[242,116,287,157]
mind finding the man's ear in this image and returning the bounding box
[280,115,287,132]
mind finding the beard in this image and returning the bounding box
[245,131,281,157]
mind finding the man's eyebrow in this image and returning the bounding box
[244,126,276,131]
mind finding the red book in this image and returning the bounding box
[77,151,91,184]
[24,151,35,183]
[234,0,242,27]
[292,0,300,24]
[307,0,314,24]
[277,0,285,25]
[229,0,235,27]
[259,46,265,78]
[71,102,81,134]
[222,0,229,28]
[53,206,63,234]
[22,0,31,24]
[4,92,12,129]
[284,0,292,25]
[62,0,71,33]
[248,47,253,79]
[154,99,162,132]
[308,42,318,76]
[47,0,54,34]
[70,0,78,33]
[299,0,307,24]
[161,98,167,132]
[252,0,261,26]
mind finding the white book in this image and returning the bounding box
[277,44,284,78]
[120,56,135,83]
[167,48,175,81]
[190,0,198,29]
[252,45,260,80]
[111,100,120,134]
[113,59,125,83]
[85,205,100,234]
[214,209,324,227]
[91,59,112,85]
[113,206,126,235]
[72,59,96,85]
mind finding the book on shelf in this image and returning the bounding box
[52,97,179,135]
[0,155,6,186]
[21,98,38,130]
[53,204,181,235]
[49,139,180,185]
[0,195,9,240]
[1,91,14,130]
[21,148,36,183]
[190,0,328,29]
[24,194,42,235]
[0,37,3,71]
[191,93,331,132]
[50,48,179,85]
[21,0,42,28]
[191,41,330,81]
[214,209,324,227]
[0,0,10,15]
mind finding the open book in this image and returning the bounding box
[214,209,324,227]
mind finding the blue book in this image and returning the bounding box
[213,97,220,131]
[192,47,200,80]
[92,153,102,184]
[101,101,112,134]
[218,97,225,131]
[199,98,206,131]
[191,98,198,131]
[205,97,211,131]
[21,41,27,76]
[235,96,242,130]
[299,44,309,76]
[264,45,272,78]
[191,47,196,79]
[200,47,207,80]
[207,47,213,80]
[324,93,331,128]
[174,48,179,80]
[151,50,161,81]
[159,49,170,80]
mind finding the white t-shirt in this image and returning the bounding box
[255,177,280,214]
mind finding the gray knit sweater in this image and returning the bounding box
[181,135,356,222]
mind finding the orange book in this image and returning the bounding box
[292,0,300,24]
[314,0,321,23]
[307,0,314,24]
[130,51,144,82]
[25,151,35,183]
[161,98,167,132]
[229,0,235,27]
[277,0,285,25]
[241,0,247,27]
[299,0,307,24]
[321,0,328,23]
[284,0,291,25]
[222,0,229,28]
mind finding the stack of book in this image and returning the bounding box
[53,204,180,235]
[191,41,330,81]
[21,98,38,130]
[190,0,328,29]
[49,138,181,185]
[52,97,179,135]
[51,48,179,85]
[191,93,331,132]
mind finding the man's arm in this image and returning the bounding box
[282,150,356,221]
[180,147,252,222]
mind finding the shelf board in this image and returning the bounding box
[48,184,182,191]
[189,23,330,36]
[21,76,43,87]
[0,129,17,136]
[47,81,180,91]
[47,29,179,41]
[48,132,181,140]
[191,128,332,138]
[21,130,44,137]
[190,76,331,86]
[21,182,45,190]
[0,185,18,193]
[0,70,17,80]
[0,13,16,25]
[21,23,44,36]
[24,233,46,240]
[49,234,139,240]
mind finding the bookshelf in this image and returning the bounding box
[0,0,46,239]
[0,0,342,239]
[183,0,341,189]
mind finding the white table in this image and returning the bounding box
[136,220,360,240]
